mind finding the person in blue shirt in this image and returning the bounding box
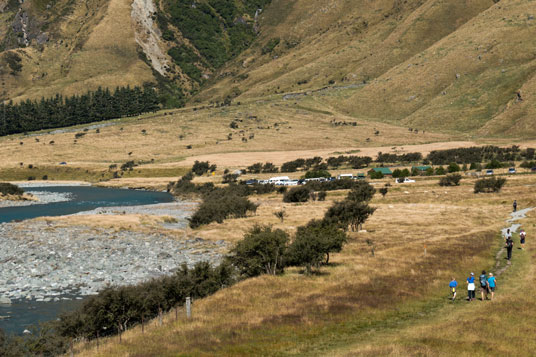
[487,273,497,300]
[467,273,475,301]
[449,277,458,301]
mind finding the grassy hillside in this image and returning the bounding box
[196,0,536,137]
[1,0,534,137]
[0,0,155,102]
[72,172,536,355]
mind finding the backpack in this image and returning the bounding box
[480,274,487,287]
[507,238,513,248]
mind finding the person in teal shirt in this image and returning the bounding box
[487,273,497,300]
[449,277,458,301]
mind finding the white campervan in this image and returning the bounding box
[268,176,291,185]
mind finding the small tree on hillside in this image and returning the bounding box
[439,174,462,186]
[324,200,376,231]
[474,177,507,193]
[283,186,311,203]
[287,220,346,274]
[228,226,289,277]
[346,181,376,202]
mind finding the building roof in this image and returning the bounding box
[370,167,393,174]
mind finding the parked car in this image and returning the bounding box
[532,167,536,172]
[508,168,516,174]
[486,169,494,175]
[244,179,258,185]
[395,177,415,184]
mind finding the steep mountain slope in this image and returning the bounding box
[1,0,534,137]
[0,0,271,104]
[197,0,536,137]
[0,0,155,102]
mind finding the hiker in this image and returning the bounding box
[520,229,526,250]
[467,272,476,301]
[505,228,512,243]
[487,273,497,300]
[513,200,517,212]
[480,270,489,301]
[449,277,458,301]
[506,234,514,260]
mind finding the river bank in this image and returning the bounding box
[0,219,225,305]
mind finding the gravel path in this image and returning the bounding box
[495,207,533,276]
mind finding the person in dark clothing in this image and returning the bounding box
[513,200,517,212]
[506,235,514,260]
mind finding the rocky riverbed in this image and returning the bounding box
[0,189,74,208]
[0,220,226,304]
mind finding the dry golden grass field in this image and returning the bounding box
[1,95,535,187]
[68,172,536,356]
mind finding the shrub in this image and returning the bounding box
[474,177,507,193]
[369,170,384,179]
[228,226,289,277]
[222,173,238,183]
[56,261,235,340]
[439,174,462,186]
[283,186,311,203]
[485,159,503,169]
[346,181,376,202]
[192,161,214,175]
[447,163,461,173]
[435,166,446,175]
[376,152,422,163]
[324,200,376,231]
[470,162,482,170]
[262,162,278,173]
[120,160,137,171]
[189,190,258,228]
[317,191,327,201]
[392,168,410,178]
[520,160,536,169]
[379,187,388,197]
[304,170,331,179]
[288,220,347,273]
[424,167,434,176]
[247,162,263,174]
[0,183,24,196]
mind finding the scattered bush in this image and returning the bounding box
[288,220,347,274]
[376,152,422,163]
[474,177,506,193]
[379,187,388,197]
[192,161,216,175]
[435,166,446,175]
[0,183,24,196]
[485,159,503,169]
[439,174,462,186]
[369,170,384,179]
[274,210,286,222]
[120,160,137,171]
[392,168,410,178]
[520,160,536,169]
[304,170,331,179]
[189,190,258,228]
[324,200,376,231]
[317,191,327,201]
[283,186,311,203]
[346,181,376,202]
[228,226,288,277]
[222,173,239,183]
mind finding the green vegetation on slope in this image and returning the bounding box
[156,0,271,82]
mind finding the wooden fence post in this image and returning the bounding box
[186,297,191,319]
